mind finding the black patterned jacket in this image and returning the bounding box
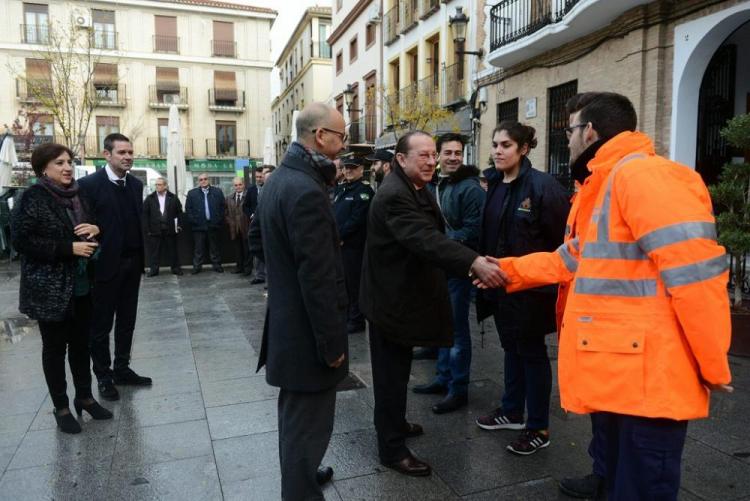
[11,185,93,321]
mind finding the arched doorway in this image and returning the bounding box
[670,4,750,169]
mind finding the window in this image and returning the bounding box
[155,67,180,103]
[335,95,344,117]
[92,10,116,49]
[318,22,331,58]
[213,71,238,106]
[23,3,48,44]
[364,71,377,142]
[366,23,375,49]
[349,36,358,62]
[547,80,578,190]
[154,15,178,53]
[336,0,342,12]
[158,118,169,155]
[216,121,237,156]
[336,51,343,74]
[212,21,235,57]
[33,114,54,138]
[93,63,119,103]
[496,98,519,124]
[96,116,119,152]
[24,58,51,99]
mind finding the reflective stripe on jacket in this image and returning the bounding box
[499,131,732,420]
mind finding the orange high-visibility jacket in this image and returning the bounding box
[499,131,732,420]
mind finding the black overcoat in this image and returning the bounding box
[359,164,478,347]
[251,152,348,392]
[143,191,183,236]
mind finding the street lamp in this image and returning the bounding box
[342,84,362,113]
[449,7,483,58]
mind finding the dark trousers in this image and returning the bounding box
[589,414,607,478]
[90,256,142,383]
[278,387,336,501]
[233,234,252,271]
[38,295,93,409]
[494,310,552,430]
[147,230,180,272]
[192,229,221,268]
[592,412,687,500]
[436,277,473,396]
[341,246,365,329]
[369,323,413,463]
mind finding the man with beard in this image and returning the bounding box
[366,149,393,188]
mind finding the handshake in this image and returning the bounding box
[470,256,509,289]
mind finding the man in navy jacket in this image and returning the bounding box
[185,173,225,274]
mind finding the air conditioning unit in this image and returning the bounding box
[163,94,181,104]
[367,5,381,24]
[73,9,92,29]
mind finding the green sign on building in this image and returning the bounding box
[89,158,168,173]
[187,159,235,172]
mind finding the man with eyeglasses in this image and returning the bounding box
[250,102,349,500]
[185,173,226,274]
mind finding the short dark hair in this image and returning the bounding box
[31,143,75,177]
[395,130,432,157]
[493,121,538,151]
[103,133,131,152]
[261,165,275,173]
[436,133,465,153]
[565,92,637,140]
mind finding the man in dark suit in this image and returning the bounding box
[78,133,151,401]
[250,102,348,500]
[242,167,271,283]
[143,177,183,276]
[359,131,505,476]
[184,173,225,274]
[225,177,251,274]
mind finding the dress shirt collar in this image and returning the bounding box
[105,164,127,185]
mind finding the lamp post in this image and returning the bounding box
[343,84,363,143]
[342,84,362,113]
[449,7,483,57]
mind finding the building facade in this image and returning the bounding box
[475,0,750,189]
[329,0,382,148]
[0,0,276,194]
[271,6,332,163]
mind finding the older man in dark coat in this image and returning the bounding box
[250,102,348,500]
[360,131,505,477]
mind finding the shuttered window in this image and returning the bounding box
[214,71,237,102]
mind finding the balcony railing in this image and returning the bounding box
[208,89,246,112]
[212,39,236,57]
[153,35,180,54]
[148,85,189,109]
[418,73,439,103]
[93,83,126,107]
[490,0,582,51]
[16,78,53,103]
[383,5,399,45]
[317,41,332,59]
[443,63,465,105]
[147,137,194,157]
[206,138,250,157]
[13,134,56,154]
[399,82,419,104]
[20,24,49,44]
[91,28,117,50]
[400,0,419,34]
[348,115,378,144]
[420,0,440,19]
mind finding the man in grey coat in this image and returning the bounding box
[250,102,348,500]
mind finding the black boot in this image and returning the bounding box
[559,473,605,499]
[74,398,113,420]
[53,408,82,434]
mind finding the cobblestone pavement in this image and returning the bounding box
[1,263,749,500]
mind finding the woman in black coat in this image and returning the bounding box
[11,143,112,434]
[475,121,569,455]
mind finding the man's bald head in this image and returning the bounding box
[296,103,334,141]
[296,102,346,160]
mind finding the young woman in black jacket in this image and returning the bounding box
[11,143,112,434]
[475,121,570,455]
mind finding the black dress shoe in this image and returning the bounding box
[250,278,265,285]
[383,454,431,477]
[404,422,424,438]
[191,268,202,275]
[412,347,439,360]
[113,368,152,386]
[213,266,224,273]
[53,408,82,434]
[412,381,448,395]
[74,398,113,420]
[231,268,244,274]
[432,393,468,414]
[147,270,159,277]
[98,380,120,401]
[559,473,605,499]
[316,466,333,485]
[172,268,184,276]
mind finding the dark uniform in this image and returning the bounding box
[333,165,374,333]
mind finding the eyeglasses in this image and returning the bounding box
[313,127,348,143]
[198,178,208,181]
[565,123,588,138]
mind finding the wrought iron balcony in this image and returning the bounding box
[154,35,180,54]
[418,73,439,103]
[91,29,118,50]
[16,78,53,103]
[93,83,126,107]
[12,134,56,153]
[383,5,399,46]
[212,39,236,58]
[205,138,250,157]
[420,0,440,20]
[147,137,194,157]
[443,62,465,106]
[348,115,378,144]
[400,0,419,34]
[20,24,49,44]
[317,41,332,59]
[148,85,189,109]
[208,89,246,112]
[490,0,582,51]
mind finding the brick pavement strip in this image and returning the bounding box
[1,262,749,500]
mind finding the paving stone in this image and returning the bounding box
[0,460,110,499]
[8,426,117,470]
[334,470,458,500]
[205,399,278,440]
[222,474,342,501]
[461,477,564,500]
[0,412,34,449]
[201,375,278,408]
[0,387,46,417]
[113,419,213,469]
[681,437,750,500]
[117,391,206,429]
[213,431,279,483]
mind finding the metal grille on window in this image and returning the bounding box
[496,98,518,124]
[547,80,577,192]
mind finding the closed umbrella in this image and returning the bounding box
[0,135,18,193]
[263,127,274,166]
[290,110,300,144]
[166,104,187,203]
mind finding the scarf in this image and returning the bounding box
[570,139,607,185]
[37,175,86,227]
[287,141,337,186]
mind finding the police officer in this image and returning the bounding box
[333,157,374,334]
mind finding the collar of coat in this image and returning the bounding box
[284,141,337,187]
[440,164,480,185]
[587,130,655,175]
[483,156,532,187]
